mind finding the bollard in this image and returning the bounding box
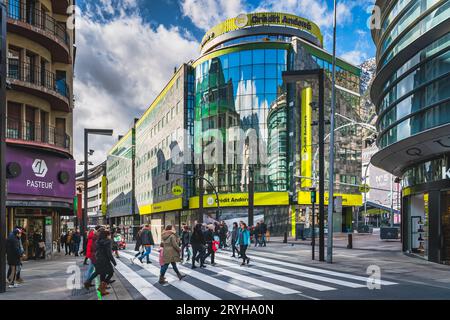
[347,233,353,249]
[283,232,288,243]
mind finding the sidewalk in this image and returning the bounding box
[1,253,132,300]
[269,230,401,252]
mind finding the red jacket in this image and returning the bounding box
[86,230,96,260]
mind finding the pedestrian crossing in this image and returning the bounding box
[111,248,398,300]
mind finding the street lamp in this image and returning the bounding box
[82,129,113,242]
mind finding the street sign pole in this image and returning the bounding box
[310,188,316,260]
[0,0,7,294]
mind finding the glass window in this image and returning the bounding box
[252,65,265,79]
[253,50,264,64]
[240,50,252,65]
[229,52,240,68]
[265,49,277,64]
[265,64,277,79]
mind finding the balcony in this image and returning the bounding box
[6,1,71,64]
[6,117,71,154]
[7,60,71,112]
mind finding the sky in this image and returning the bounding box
[73,0,376,171]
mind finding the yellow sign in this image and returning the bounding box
[139,198,183,215]
[172,185,183,196]
[298,191,362,206]
[101,176,107,216]
[189,192,289,209]
[200,12,323,50]
[359,184,370,193]
[301,87,313,188]
[291,206,296,238]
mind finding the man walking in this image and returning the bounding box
[138,224,154,264]
[219,221,228,249]
[259,221,267,247]
[72,229,81,257]
[6,228,22,288]
[254,222,261,247]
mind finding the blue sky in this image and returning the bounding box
[73,0,376,168]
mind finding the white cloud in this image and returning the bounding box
[73,1,198,171]
[181,0,246,31]
[340,50,368,65]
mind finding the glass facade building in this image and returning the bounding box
[371,0,450,263]
[107,12,363,237]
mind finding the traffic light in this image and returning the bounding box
[309,187,316,204]
[165,170,170,181]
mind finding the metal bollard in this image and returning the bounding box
[347,233,353,249]
[283,232,288,243]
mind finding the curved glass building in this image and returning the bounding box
[371,0,450,263]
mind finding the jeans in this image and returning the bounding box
[232,241,240,256]
[192,245,205,266]
[85,259,95,279]
[240,245,248,262]
[73,243,80,256]
[181,244,190,260]
[140,246,152,262]
[203,243,215,264]
[160,262,180,277]
[260,234,266,246]
[7,265,17,284]
[254,235,259,246]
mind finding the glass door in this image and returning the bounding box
[441,190,450,264]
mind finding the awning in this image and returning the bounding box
[359,201,400,215]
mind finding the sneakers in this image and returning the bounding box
[8,283,19,288]
[130,257,135,264]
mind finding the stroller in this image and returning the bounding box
[114,234,127,250]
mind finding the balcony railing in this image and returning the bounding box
[6,0,69,45]
[6,117,71,151]
[7,59,69,98]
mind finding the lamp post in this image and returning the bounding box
[0,0,7,294]
[82,129,113,241]
[326,0,338,264]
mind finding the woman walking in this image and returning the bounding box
[235,221,250,265]
[94,229,117,296]
[230,222,240,258]
[190,223,206,269]
[159,225,186,285]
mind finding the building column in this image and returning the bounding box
[428,190,441,263]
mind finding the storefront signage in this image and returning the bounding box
[443,167,450,179]
[189,192,289,209]
[139,198,183,215]
[6,146,75,199]
[301,87,313,188]
[297,191,362,206]
[172,185,184,196]
[200,12,323,50]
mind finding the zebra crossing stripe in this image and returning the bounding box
[143,251,262,298]
[217,250,398,286]
[114,259,171,300]
[209,256,335,291]
[214,252,365,288]
[120,252,221,300]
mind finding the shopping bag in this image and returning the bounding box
[159,248,164,266]
[212,240,219,252]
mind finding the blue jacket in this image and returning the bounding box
[235,228,250,246]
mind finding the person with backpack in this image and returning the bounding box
[190,223,206,269]
[181,225,191,262]
[159,225,186,285]
[138,224,154,264]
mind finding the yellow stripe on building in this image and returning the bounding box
[189,192,289,209]
[139,198,183,215]
[297,191,362,206]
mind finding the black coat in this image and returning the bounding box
[134,231,142,251]
[203,230,214,244]
[6,232,21,265]
[190,230,206,247]
[95,239,116,275]
[141,229,155,246]
[181,231,191,245]
[72,232,81,244]
[260,223,267,234]
[219,225,228,237]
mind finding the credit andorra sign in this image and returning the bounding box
[200,12,323,49]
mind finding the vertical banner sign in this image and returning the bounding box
[291,205,296,238]
[101,176,107,216]
[301,87,313,188]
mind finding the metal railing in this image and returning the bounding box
[7,59,69,98]
[6,117,71,150]
[6,0,68,45]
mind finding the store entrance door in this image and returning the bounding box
[15,217,45,259]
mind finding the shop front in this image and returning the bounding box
[401,154,450,264]
[5,146,76,259]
